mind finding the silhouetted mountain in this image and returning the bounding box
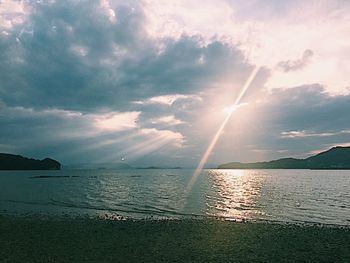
[218,146,350,169]
[0,153,61,170]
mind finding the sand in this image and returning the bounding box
[0,215,349,262]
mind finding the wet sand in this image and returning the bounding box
[0,215,349,262]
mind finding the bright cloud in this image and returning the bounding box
[93,111,140,132]
[0,0,28,30]
[140,128,184,146]
[143,0,234,40]
[150,115,185,125]
[143,0,350,94]
[281,130,350,138]
[100,0,117,23]
[134,94,202,105]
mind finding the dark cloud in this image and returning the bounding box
[1,83,349,166]
[265,84,350,132]
[0,0,249,112]
[214,84,350,163]
[1,1,349,166]
[0,0,259,166]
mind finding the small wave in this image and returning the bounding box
[29,175,80,179]
[1,198,349,227]
[0,199,51,206]
[57,199,215,219]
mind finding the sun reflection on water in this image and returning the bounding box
[206,169,266,220]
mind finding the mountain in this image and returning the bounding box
[0,153,61,170]
[218,146,350,169]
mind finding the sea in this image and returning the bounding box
[0,169,349,225]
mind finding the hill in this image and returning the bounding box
[218,146,350,169]
[0,153,61,170]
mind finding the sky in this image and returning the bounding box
[0,0,350,167]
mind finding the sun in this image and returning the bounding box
[223,105,237,115]
[222,103,247,115]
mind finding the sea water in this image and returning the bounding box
[0,169,349,225]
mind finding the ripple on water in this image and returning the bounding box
[0,169,349,225]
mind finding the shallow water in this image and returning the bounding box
[0,169,349,225]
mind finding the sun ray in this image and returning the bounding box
[185,66,261,194]
[96,132,178,164]
[62,132,140,160]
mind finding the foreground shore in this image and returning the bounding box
[0,215,349,262]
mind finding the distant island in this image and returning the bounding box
[0,153,61,170]
[138,166,182,169]
[218,146,350,169]
[64,162,132,170]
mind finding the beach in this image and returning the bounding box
[1,215,349,262]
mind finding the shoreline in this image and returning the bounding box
[1,215,349,262]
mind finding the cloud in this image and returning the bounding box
[0,0,28,30]
[140,128,184,142]
[133,94,201,106]
[281,130,350,138]
[0,0,250,113]
[1,0,349,167]
[277,49,313,72]
[144,0,350,94]
[93,111,140,132]
[100,0,117,24]
[0,105,139,140]
[218,84,350,160]
[150,115,185,126]
[0,0,263,166]
[0,103,185,164]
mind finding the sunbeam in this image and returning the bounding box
[185,66,261,194]
[95,131,180,164]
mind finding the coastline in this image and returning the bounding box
[1,215,349,262]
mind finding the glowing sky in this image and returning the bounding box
[0,0,350,167]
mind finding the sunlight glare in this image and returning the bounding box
[223,105,237,115]
[185,66,261,195]
[222,103,247,115]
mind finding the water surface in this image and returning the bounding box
[0,169,349,225]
